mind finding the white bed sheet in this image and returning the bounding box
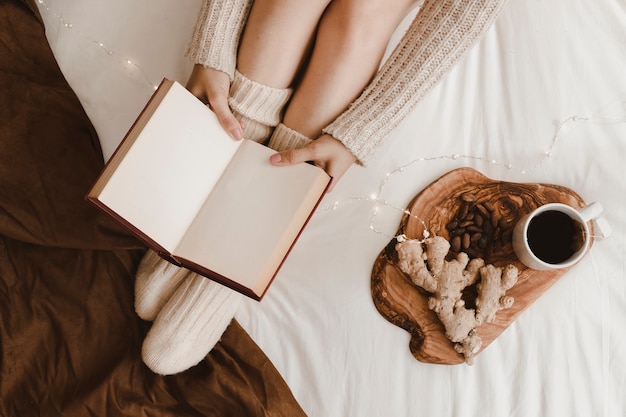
[39,0,625,416]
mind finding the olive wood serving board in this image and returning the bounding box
[371,168,593,365]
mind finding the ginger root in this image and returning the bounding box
[395,236,518,364]
[475,264,518,324]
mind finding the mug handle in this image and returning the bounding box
[578,202,612,239]
[578,201,603,222]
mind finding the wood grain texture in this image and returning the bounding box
[371,168,593,364]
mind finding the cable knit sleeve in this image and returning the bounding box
[185,0,252,80]
[323,0,507,164]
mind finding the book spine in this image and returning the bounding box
[175,256,262,301]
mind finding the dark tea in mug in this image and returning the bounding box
[526,210,586,264]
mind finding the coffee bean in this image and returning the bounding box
[462,233,471,249]
[446,220,459,230]
[457,203,469,220]
[475,203,489,218]
[483,201,496,212]
[451,235,462,252]
[490,214,499,229]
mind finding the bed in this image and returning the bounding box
[2,0,625,416]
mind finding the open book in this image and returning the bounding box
[87,79,331,300]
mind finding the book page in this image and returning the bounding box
[97,81,241,251]
[175,140,330,294]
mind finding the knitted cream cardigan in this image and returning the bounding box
[186,0,507,164]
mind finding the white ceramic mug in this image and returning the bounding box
[512,202,603,270]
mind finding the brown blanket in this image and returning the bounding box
[0,1,306,416]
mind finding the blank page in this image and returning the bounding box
[97,81,241,251]
[176,140,329,293]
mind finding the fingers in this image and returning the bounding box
[269,135,357,192]
[270,146,340,191]
[186,65,243,141]
[269,146,317,166]
[208,95,244,141]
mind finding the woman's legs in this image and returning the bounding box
[237,0,332,88]
[235,0,414,144]
[228,0,331,142]
[282,0,416,138]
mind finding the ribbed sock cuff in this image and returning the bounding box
[228,69,292,127]
[267,123,313,152]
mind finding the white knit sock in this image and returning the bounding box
[228,69,292,143]
[141,274,243,375]
[134,250,191,322]
[267,123,313,151]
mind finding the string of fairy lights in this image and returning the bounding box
[319,112,624,240]
[35,0,161,91]
[36,0,625,242]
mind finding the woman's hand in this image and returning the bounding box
[186,64,244,141]
[269,134,357,191]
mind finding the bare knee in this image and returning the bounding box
[325,0,416,44]
[238,0,333,87]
